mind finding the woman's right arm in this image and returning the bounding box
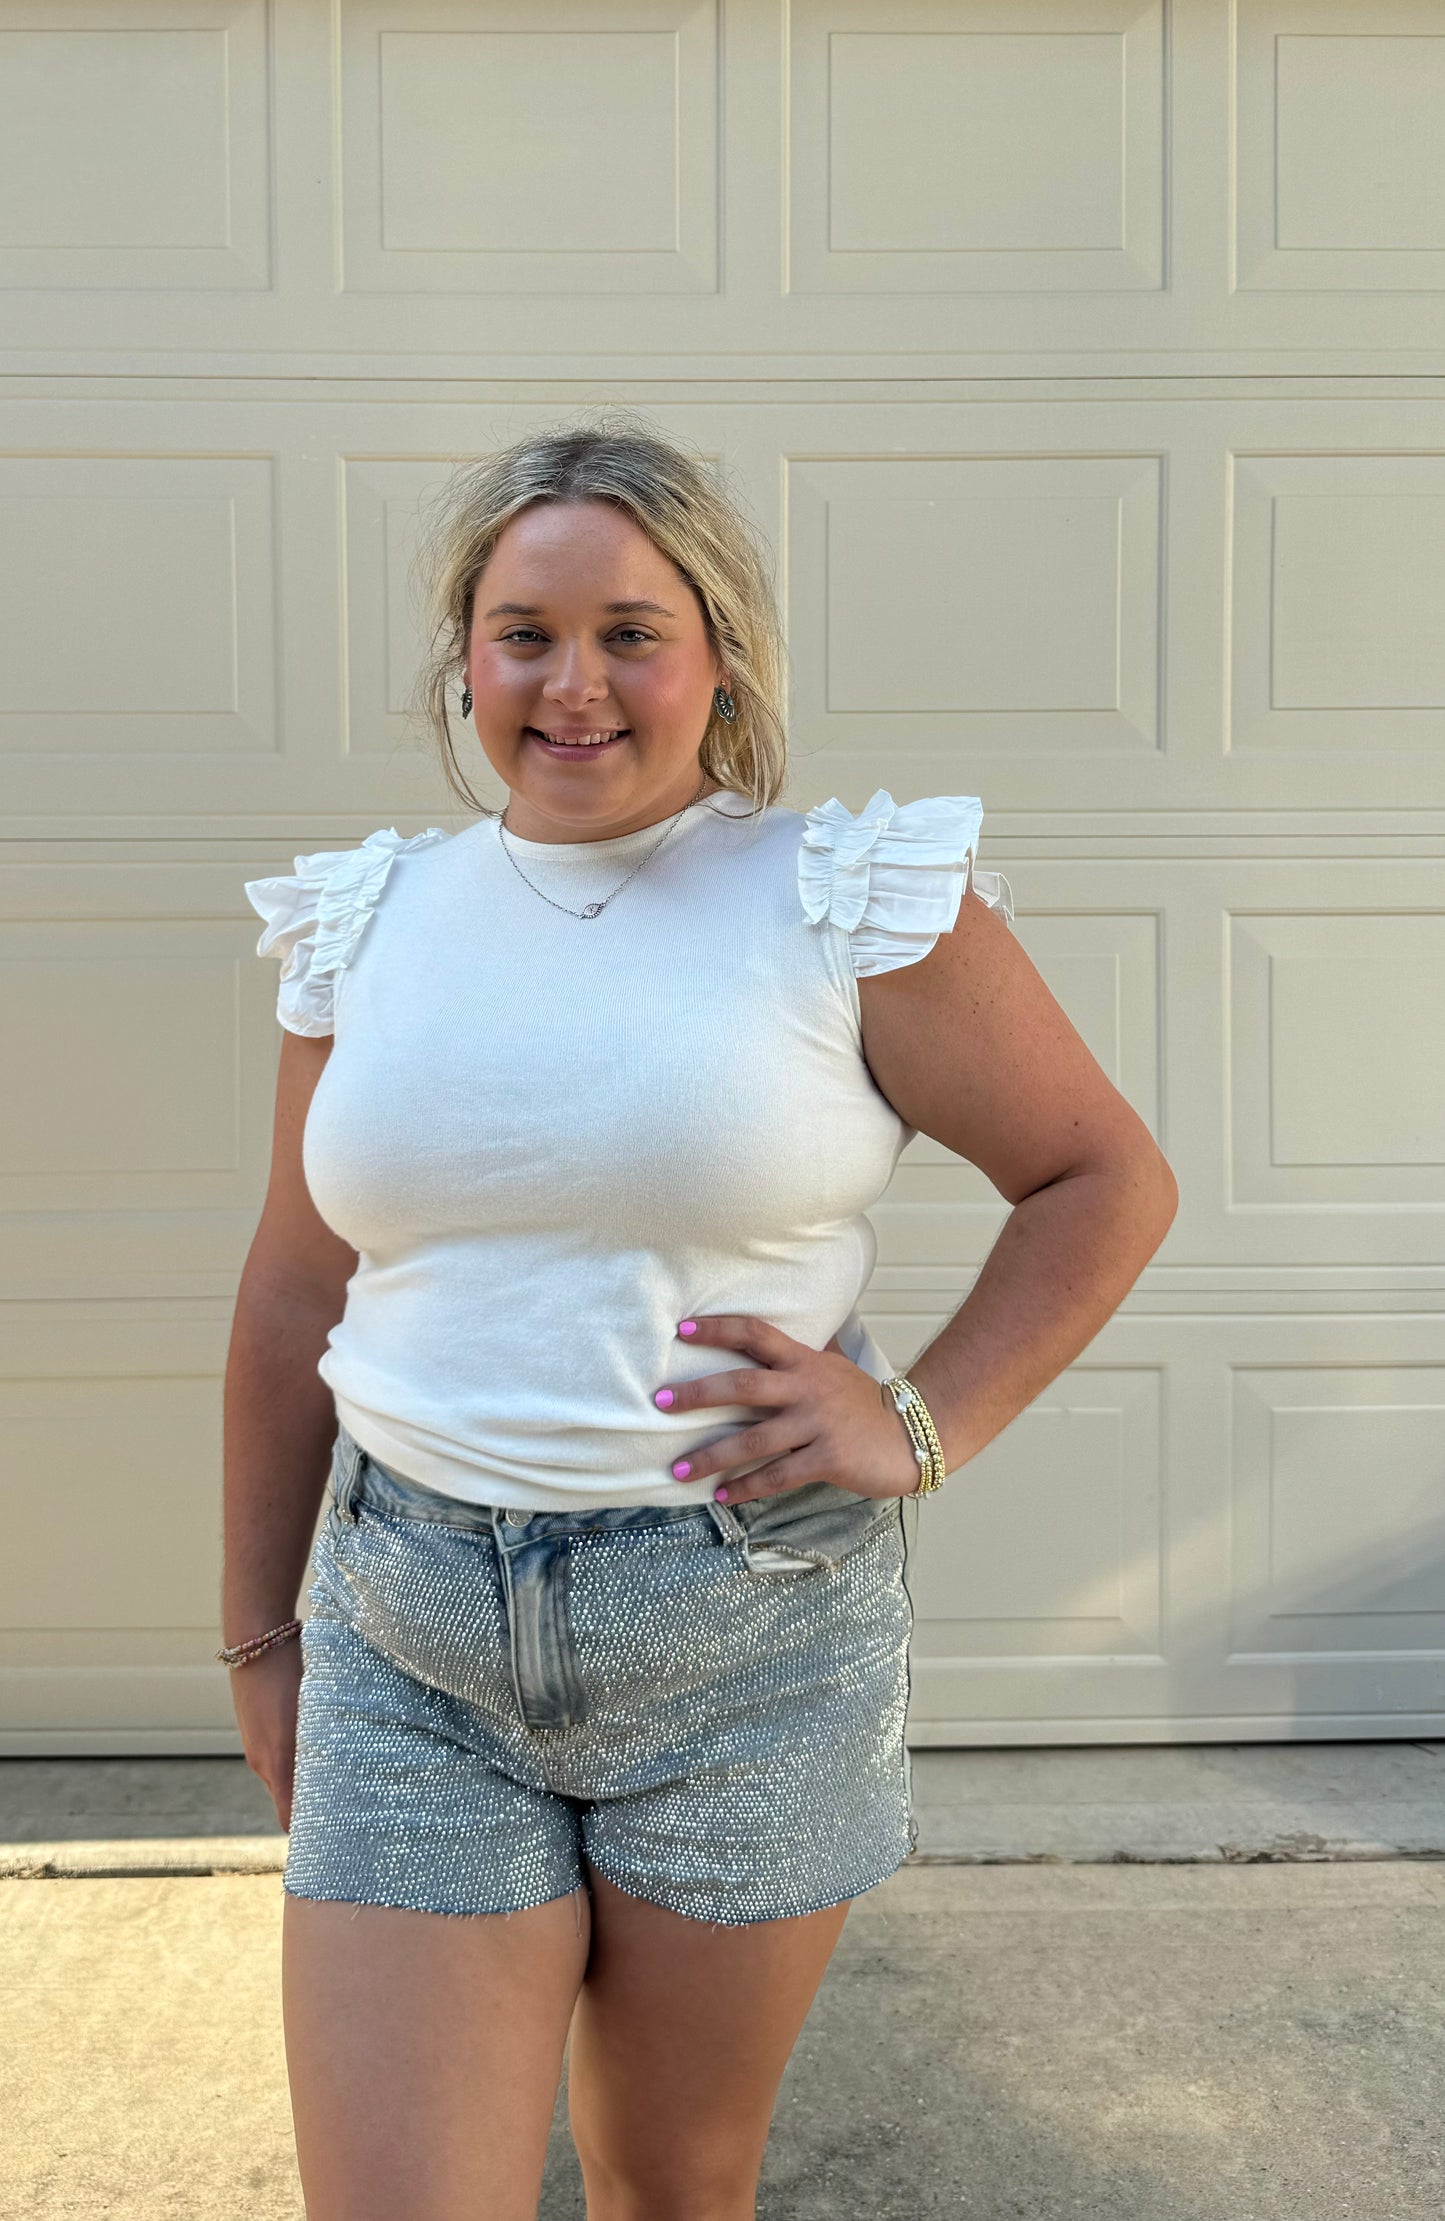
[222,1030,357,1826]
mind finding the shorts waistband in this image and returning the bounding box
[329,1421,746,1546]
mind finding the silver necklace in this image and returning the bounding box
[496,775,711,920]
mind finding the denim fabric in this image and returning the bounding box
[283,1424,918,1925]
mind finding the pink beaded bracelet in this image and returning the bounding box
[216,1618,302,1669]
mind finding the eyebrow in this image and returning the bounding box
[482,599,676,619]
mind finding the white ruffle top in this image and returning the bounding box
[244,789,1013,1510]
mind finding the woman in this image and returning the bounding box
[223,415,1177,2221]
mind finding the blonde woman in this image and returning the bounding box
[224,414,1176,2221]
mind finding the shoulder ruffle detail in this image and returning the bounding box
[798,789,1012,979]
[243,827,449,1036]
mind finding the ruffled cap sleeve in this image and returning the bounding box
[244,826,448,1036]
[798,788,1013,979]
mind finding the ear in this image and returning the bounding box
[706,627,727,692]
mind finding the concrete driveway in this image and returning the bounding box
[4,1746,1443,2218]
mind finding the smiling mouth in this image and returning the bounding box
[526,727,630,752]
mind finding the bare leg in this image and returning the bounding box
[282,1883,591,2221]
[567,1864,853,2221]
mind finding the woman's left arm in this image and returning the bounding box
[854,884,1178,1471]
[658,880,1178,1503]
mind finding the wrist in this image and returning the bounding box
[878,1373,948,1496]
[217,1618,302,1670]
[222,1594,300,1649]
[888,1363,977,1473]
[878,1380,927,1493]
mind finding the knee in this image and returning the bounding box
[574,2145,759,2221]
[583,2192,754,2221]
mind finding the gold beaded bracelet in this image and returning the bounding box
[881,1374,949,1496]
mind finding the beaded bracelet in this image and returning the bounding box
[216,1618,302,1669]
[881,1374,949,1496]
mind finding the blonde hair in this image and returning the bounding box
[407,409,789,818]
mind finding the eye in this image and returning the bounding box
[499,628,544,644]
[611,627,654,646]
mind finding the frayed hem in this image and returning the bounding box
[582,1852,910,1931]
[281,1876,590,1925]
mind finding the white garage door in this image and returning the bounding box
[3,0,1443,1751]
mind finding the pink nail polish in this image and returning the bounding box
[678,1320,697,1336]
[654,1388,674,1408]
[672,1460,691,1479]
[714,1487,728,1501]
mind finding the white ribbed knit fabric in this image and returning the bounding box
[244,788,1013,1510]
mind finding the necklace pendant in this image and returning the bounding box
[580,901,603,919]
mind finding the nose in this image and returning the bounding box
[542,636,612,708]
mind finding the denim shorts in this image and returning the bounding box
[283,1424,919,1927]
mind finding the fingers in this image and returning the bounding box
[674,1313,797,1365]
[668,1418,808,1489]
[709,1452,819,1505]
[654,1365,792,1416]
[657,1315,847,1493]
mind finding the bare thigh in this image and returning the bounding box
[281,1884,591,2221]
[567,1863,853,2221]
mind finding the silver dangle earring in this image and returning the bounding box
[713,684,737,723]
[460,682,473,719]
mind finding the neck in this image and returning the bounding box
[500,774,718,845]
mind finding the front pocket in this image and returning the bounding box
[309,1502,510,1708]
[736,1479,897,1578]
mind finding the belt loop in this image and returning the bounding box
[704,1494,746,1544]
[333,1428,364,1523]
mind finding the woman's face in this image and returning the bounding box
[464,499,727,843]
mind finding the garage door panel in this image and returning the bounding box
[1179,863,1445,1266]
[899,1364,1163,1658]
[1227,911,1445,1209]
[0,859,289,1301]
[787,0,1165,297]
[872,857,1445,1273]
[339,0,720,298]
[7,1,1445,370]
[0,930,246,1197]
[786,451,1164,754]
[1234,0,1445,296]
[1230,453,1445,753]
[0,1374,221,1637]
[0,429,458,825]
[0,454,280,760]
[0,0,272,297]
[885,1311,1445,1742]
[1230,1364,1445,1654]
[0,1303,261,1745]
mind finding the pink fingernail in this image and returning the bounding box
[714,1487,728,1501]
[654,1388,674,1408]
[678,1319,697,1336]
[672,1460,691,1479]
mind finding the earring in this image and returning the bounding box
[460,684,473,718]
[713,684,736,723]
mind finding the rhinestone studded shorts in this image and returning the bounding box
[283,1423,919,1927]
